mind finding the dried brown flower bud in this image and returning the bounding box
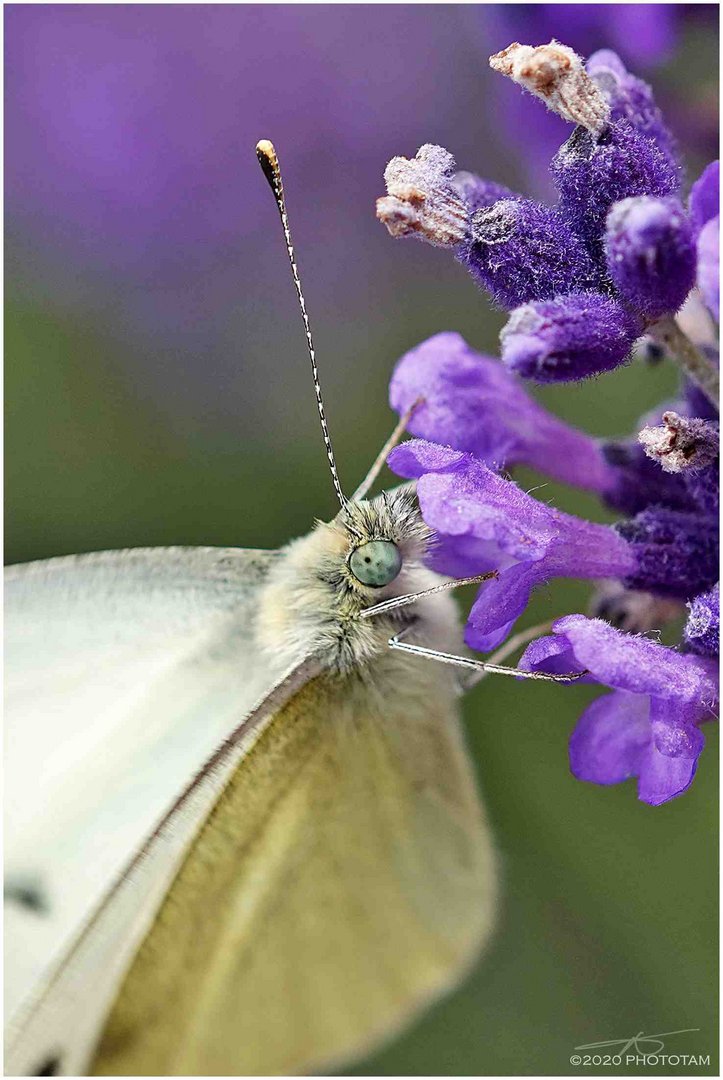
[638,411,720,473]
[376,144,468,248]
[489,40,611,134]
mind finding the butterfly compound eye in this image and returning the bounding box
[349,540,402,588]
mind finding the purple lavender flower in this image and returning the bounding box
[390,333,694,514]
[519,614,718,805]
[390,332,614,485]
[390,440,624,649]
[477,6,716,197]
[390,439,717,650]
[587,50,678,173]
[550,119,680,258]
[461,199,603,309]
[604,196,696,319]
[378,45,700,384]
[499,293,641,382]
[381,37,718,807]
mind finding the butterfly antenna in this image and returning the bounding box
[256,139,346,508]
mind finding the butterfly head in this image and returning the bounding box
[337,487,433,595]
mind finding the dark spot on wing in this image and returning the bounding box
[34,1055,61,1075]
[5,877,49,914]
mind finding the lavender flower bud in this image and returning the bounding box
[684,584,720,659]
[460,199,602,309]
[551,119,680,255]
[450,171,514,213]
[376,144,468,247]
[617,508,718,599]
[587,49,678,172]
[500,292,641,382]
[604,196,696,319]
[489,41,610,133]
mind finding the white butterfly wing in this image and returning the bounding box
[4,546,287,1023]
[5,656,319,1078]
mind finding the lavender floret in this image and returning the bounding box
[389,331,614,490]
[605,196,696,319]
[587,49,678,172]
[388,440,637,650]
[616,508,718,599]
[379,37,719,807]
[551,119,680,257]
[520,615,717,805]
[461,199,603,309]
[500,292,641,382]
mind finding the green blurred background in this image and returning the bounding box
[6,5,718,1075]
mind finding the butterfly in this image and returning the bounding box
[5,140,578,1076]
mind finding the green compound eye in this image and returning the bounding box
[349,540,402,588]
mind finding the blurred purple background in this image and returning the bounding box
[7,5,717,446]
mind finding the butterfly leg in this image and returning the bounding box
[351,398,425,502]
[388,629,585,685]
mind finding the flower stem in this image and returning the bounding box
[649,315,719,406]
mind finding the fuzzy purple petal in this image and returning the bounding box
[389,332,614,490]
[466,562,542,652]
[637,738,701,806]
[546,614,719,702]
[390,443,637,645]
[388,438,465,480]
[649,697,706,759]
[518,633,583,678]
[569,690,651,785]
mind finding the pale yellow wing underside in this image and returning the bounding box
[94,669,497,1076]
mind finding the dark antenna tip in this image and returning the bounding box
[255,139,278,190]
